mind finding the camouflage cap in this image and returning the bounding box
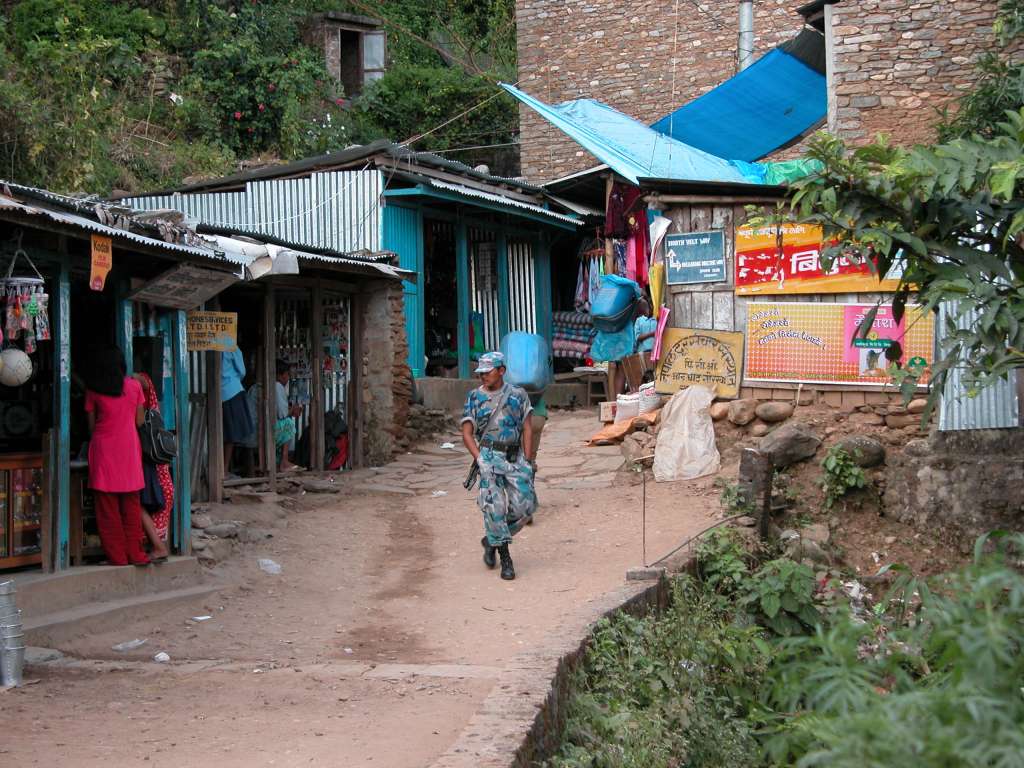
[473,351,506,373]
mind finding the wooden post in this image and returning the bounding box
[263,283,278,491]
[456,216,471,379]
[738,448,774,542]
[53,251,71,571]
[205,349,224,503]
[40,431,52,573]
[171,310,192,553]
[496,229,510,341]
[350,291,365,469]
[116,281,134,373]
[604,174,615,275]
[533,233,553,346]
[310,282,325,471]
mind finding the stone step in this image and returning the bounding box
[23,584,223,649]
[9,557,204,619]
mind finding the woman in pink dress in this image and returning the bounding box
[84,346,149,566]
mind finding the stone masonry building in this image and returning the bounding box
[514,0,1003,183]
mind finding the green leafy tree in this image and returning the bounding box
[789,113,1024,411]
[938,0,1024,140]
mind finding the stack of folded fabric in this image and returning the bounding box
[552,310,596,361]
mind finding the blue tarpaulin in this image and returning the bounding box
[650,35,826,162]
[501,83,766,186]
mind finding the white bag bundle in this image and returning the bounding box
[638,382,661,414]
[653,386,720,482]
[614,392,640,423]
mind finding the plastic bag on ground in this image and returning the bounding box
[653,386,720,482]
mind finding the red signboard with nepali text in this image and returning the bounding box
[735,223,902,295]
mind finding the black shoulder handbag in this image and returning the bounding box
[139,408,178,465]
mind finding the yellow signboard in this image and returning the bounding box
[186,311,238,352]
[745,302,935,386]
[735,223,902,295]
[90,234,112,291]
[654,328,745,398]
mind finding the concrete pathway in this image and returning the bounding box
[2,410,721,767]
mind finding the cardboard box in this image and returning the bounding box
[598,401,617,422]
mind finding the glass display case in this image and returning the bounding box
[0,453,43,569]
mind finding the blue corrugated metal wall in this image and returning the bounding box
[383,204,425,377]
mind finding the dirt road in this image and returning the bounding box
[2,410,719,767]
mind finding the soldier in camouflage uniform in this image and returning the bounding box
[461,351,537,580]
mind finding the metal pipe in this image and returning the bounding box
[738,0,755,71]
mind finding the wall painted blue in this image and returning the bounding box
[383,204,425,377]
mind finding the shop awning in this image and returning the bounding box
[500,83,765,187]
[650,29,827,162]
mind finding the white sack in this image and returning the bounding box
[653,386,720,482]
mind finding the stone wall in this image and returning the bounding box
[514,0,1002,183]
[515,0,798,182]
[831,0,1000,144]
[884,428,1024,552]
[359,281,411,466]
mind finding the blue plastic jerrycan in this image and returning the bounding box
[500,332,552,394]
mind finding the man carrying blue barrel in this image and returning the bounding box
[461,351,536,581]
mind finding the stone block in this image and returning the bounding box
[907,398,928,414]
[709,401,730,421]
[755,401,794,423]
[759,423,822,469]
[885,413,920,429]
[728,398,758,426]
[835,435,886,468]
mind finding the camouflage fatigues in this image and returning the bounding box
[462,383,537,546]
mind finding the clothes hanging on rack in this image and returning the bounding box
[627,208,651,289]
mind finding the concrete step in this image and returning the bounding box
[23,583,222,649]
[9,557,204,619]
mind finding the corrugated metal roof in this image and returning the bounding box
[426,179,581,225]
[202,235,410,281]
[126,169,384,256]
[0,181,406,282]
[938,303,1021,431]
[127,140,546,197]
[0,192,225,261]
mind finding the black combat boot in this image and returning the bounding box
[498,544,515,580]
[481,536,496,569]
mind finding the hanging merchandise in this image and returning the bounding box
[0,236,50,364]
[649,262,666,314]
[613,240,628,277]
[589,253,603,307]
[574,258,588,311]
[627,208,651,288]
[604,183,643,238]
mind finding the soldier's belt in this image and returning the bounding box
[480,439,519,451]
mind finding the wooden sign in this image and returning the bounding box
[186,311,238,352]
[654,328,744,398]
[90,234,112,291]
[129,263,240,310]
[664,230,726,285]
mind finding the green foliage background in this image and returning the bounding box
[0,0,519,194]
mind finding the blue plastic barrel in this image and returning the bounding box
[500,332,552,394]
[591,274,641,332]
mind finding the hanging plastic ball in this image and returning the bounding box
[0,348,33,387]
